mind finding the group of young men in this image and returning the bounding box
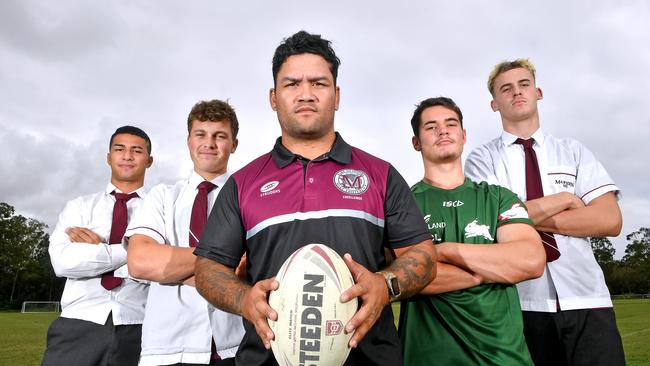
[43,30,624,366]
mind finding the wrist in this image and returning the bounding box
[377,271,401,302]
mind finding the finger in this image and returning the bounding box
[255,316,275,349]
[345,299,373,334]
[340,282,365,303]
[65,228,84,242]
[77,228,102,244]
[343,253,365,281]
[346,302,384,348]
[348,316,374,349]
[257,277,279,292]
[75,228,97,243]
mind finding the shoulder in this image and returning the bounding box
[470,137,503,156]
[349,146,392,182]
[232,152,274,182]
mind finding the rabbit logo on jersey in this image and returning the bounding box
[498,203,529,221]
[464,219,494,241]
[333,169,369,195]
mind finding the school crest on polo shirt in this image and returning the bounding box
[333,169,369,195]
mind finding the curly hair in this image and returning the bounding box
[187,99,239,138]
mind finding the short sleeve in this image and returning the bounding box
[125,184,167,243]
[195,176,246,268]
[465,145,500,185]
[383,166,432,248]
[495,186,533,228]
[572,140,620,204]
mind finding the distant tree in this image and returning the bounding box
[590,237,616,266]
[0,202,57,308]
[590,236,617,289]
[622,227,650,267]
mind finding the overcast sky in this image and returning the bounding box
[1,0,648,258]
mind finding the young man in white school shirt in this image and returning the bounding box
[43,125,154,366]
[465,59,625,366]
[126,99,245,366]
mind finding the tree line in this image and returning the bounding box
[591,228,650,295]
[1,201,648,309]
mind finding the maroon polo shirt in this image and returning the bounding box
[196,132,431,366]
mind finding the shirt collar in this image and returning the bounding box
[104,183,146,196]
[271,132,352,168]
[189,170,231,189]
[500,127,546,147]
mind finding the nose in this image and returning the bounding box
[123,150,134,160]
[297,83,316,102]
[513,85,523,96]
[437,124,449,136]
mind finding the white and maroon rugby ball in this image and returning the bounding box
[269,244,358,366]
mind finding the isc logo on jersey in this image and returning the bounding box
[269,244,357,366]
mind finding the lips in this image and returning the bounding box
[513,99,526,106]
[295,105,317,113]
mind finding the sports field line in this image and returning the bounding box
[621,328,650,339]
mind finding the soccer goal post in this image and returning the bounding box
[21,301,60,313]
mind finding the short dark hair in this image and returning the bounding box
[272,30,341,86]
[187,99,239,138]
[109,125,152,154]
[410,97,464,138]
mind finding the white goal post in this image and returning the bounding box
[21,301,60,313]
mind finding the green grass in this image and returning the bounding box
[0,312,57,366]
[614,299,650,366]
[1,299,649,366]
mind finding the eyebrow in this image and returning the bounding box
[112,143,144,150]
[424,117,459,125]
[281,75,330,83]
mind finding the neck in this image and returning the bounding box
[422,158,465,189]
[282,131,336,160]
[196,170,225,182]
[502,114,540,139]
[111,179,144,194]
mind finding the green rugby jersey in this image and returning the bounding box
[399,178,534,366]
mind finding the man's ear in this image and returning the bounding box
[269,88,277,111]
[412,136,421,151]
[490,99,498,112]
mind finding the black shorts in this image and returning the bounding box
[522,308,625,366]
[41,314,141,366]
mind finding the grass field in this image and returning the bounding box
[1,299,649,365]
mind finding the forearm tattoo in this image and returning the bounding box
[195,258,248,316]
[386,245,435,299]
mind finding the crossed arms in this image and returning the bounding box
[422,222,545,295]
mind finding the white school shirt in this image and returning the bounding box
[465,129,619,312]
[48,183,148,325]
[125,171,244,366]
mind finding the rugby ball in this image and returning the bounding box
[269,244,358,366]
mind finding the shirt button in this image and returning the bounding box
[309,178,314,183]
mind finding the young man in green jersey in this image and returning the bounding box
[398,97,546,365]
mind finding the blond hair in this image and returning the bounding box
[487,58,536,95]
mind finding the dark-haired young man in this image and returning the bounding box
[399,97,545,365]
[194,31,437,366]
[126,99,244,365]
[43,126,153,366]
[465,59,624,365]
